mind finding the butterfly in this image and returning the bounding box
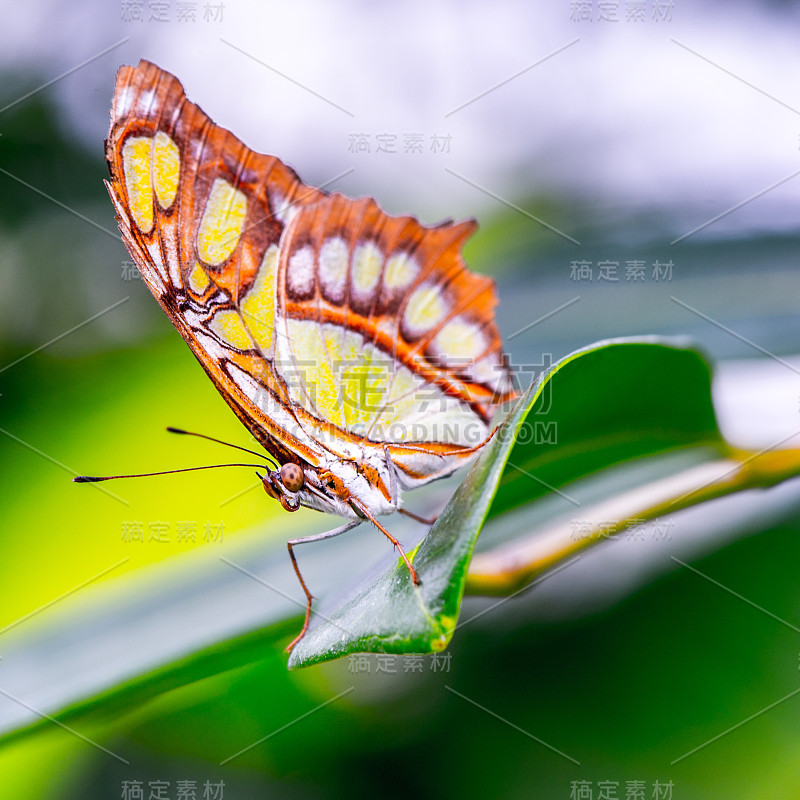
[85,60,516,651]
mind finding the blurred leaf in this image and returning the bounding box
[0,89,103,227]
[3,338,800,744]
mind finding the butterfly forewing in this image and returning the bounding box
[106,60,326,467]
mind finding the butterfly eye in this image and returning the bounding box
[280,463,304,493]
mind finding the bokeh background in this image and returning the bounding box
[1,0,799,797]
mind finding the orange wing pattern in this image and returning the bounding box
[106,60,327,466]
[277,194,513,417]
[105,60,515,480]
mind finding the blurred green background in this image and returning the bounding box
[2,2,800,797]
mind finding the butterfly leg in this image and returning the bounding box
[381,443,437,526]
[348,497,420,587]
[398,507,438,526]
[285,520,362,653]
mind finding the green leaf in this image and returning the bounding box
[288,336,724,666]
[3,337,800,743]
[489,336,723,516]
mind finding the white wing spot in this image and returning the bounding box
[271,192,298,226]
[352,241,383,298]
[117,85,135,116]
[384,252,418,290]
[288,246,316,296]
[318,237,349,301]
[432,318,488,365]
[137,89,156,113]
[403,284,448,335]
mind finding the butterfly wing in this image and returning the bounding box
[271,193,517,487]
[106,60,516,489]
[106,59,327,467]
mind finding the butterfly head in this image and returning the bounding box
[261,462,306,512]
[259,458,380,519]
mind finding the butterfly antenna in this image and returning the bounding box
[166,426,279,469]
[74,463,267,483]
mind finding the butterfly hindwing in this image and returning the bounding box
[272,193,515,482]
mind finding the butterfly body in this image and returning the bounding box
[263,449,397,519]
[102,60,516,650]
